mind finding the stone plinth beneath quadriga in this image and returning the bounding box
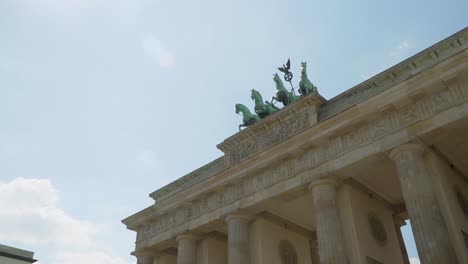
[123,28,468,264]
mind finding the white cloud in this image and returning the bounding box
[142,35,176,69]
[0,177,133,264]
[409,257,420,264]
[0,177,95,247]
[389,40,413,61]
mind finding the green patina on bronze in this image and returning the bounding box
[278,58,294,92]
[235,103,260,131]
[271,73,299,107]
[251,89,279,118]
[299,61,317,97]
[234,60,317,130]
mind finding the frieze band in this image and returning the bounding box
[137,74,467,242]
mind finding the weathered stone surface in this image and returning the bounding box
[226,214,250,264]
[389,143,457,264]
[309,179,348,264]
[122,28,468,264]
[176,235,197,264]
[136,74,467,242]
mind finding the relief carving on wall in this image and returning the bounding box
[399,104,420,126]
[229,112,310,164]
[137,84,467,242]
[278,240,297,264]
[368,211,388,246]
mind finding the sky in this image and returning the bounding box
[0,0,466,263]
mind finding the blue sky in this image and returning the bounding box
[0,0,466,263]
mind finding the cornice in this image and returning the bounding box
[218,27,468,166]
[320,27,468,121]
[122,27,468,231]
[149,157,226,202]
[133,61,468,243]
[217,91,326,165]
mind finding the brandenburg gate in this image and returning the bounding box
[123,28,468,264]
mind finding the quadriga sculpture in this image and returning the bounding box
[271,73,299,107]
[235,103,260,131]
[251,89,279,118]
[298,61,317,97]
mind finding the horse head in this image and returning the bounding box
[235,104,242,114]
[251,89,262,101]
[273,73,282,89]
[273,73,280,82]
[250,89,256,100]
[301,61,307,74]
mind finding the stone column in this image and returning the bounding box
[226,214,250,264]
[176,235,197,264]
[309,235,320,264]
[154,253,176,264]
[389,143,457,264]
[309,179,348,264]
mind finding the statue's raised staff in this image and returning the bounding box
[298,61,317,97]
[278,58,295,94]
[235,103,260,131]
[271,73,299,107]
[251,89,279,118]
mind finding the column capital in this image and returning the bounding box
[176,234,197,264]
[176,234,198,243]
[389,143,425,160]
[135,251,155,264]
[226,212,250,264]
[225,213,252,223]
[310,176,348,263]
[308,177,340,191]
[390,142,457,263]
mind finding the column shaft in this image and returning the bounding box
[137,255,154,264]
[390,144,457,264]
[226,214,250,264]
[177,235,197,264]
[154,254,176,264]
[310,179,348,264]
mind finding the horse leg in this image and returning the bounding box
[266,101,278,110]
[271,96,278,105]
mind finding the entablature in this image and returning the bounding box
[122,27,468,241]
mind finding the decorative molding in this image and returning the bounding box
[128,28,468,215]
[320,27,468,122]
[217,26,468,167]
[135,76,468,241]
[149,157,226,203]
[218,93,325,165]
[0,251,37,263]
